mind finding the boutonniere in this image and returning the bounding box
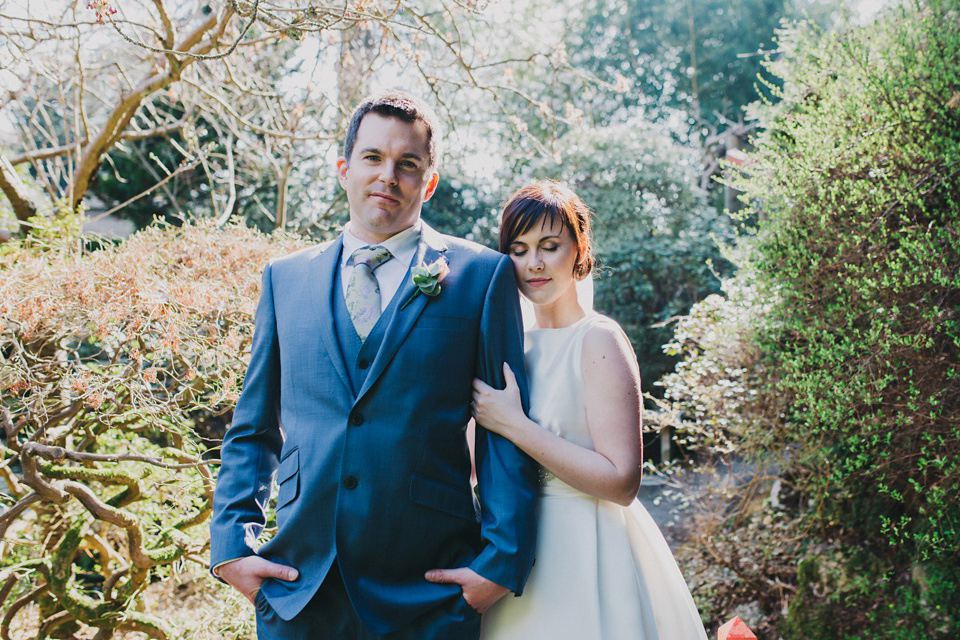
[400,256,450,310]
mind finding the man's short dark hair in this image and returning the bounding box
[343,90,442,169]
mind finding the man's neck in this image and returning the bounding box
[346,221,419,245]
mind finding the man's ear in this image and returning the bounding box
[423,171,440,202]
[336,158,349,188]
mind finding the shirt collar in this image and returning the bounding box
[342,221,422,266]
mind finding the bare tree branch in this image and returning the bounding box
[94,155,202,220]
[23,441,212,471]
[8,116,191,166]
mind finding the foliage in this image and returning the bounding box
[422,177,497,241]
[659,0,960,635]
[3,563,256,639]
[529,120,737,392]
[538,0,840,209]
[569,0,815,126]
[783,550,960,639]
[654,262,787,453]
[90,106,225,230]
[0,219,305,638]
[731,0,960,563]
[675,496,810,637]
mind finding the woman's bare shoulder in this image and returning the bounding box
[581,315,639,380]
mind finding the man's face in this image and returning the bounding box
[337,113,439,244]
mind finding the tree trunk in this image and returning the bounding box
[275,160,291,230]
[0,154,43,229]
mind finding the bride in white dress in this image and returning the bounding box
[454,181,707,640]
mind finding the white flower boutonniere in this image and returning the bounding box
[400,256,450,310]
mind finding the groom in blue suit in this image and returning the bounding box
[210,90,539,638]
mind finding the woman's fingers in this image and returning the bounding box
[472,377,493,394]
[502,362,518,389]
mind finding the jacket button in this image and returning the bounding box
[350,412,364,426]
[343,476,358,490]
[358,358,369,370]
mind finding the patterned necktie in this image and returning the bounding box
[345,245,393,341]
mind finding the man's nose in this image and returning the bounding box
[379,162,399,186]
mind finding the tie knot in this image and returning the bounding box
[349,245,392,271]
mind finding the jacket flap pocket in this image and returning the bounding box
[410,473,478,522]
[277,448,299,484]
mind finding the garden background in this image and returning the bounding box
[1,0,958,637]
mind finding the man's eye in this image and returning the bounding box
[364,154,380,162]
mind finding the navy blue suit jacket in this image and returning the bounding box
[210,223,539,633]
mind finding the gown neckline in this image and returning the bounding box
[526,311,596,333]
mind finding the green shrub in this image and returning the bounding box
[659,0,960,634]
[731,0,960,564]
[654,261,788,454]
[783,551,960,639]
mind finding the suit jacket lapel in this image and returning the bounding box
[310,235,353,396]
[357,223,449,401]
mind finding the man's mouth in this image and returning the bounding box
[369,192,400,204]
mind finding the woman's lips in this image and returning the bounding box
[526,278,550,287]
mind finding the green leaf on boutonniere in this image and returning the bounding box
[401,256,450,310]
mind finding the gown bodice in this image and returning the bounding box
[525,313,607,456]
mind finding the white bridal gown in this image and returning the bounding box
[482,313,709,640]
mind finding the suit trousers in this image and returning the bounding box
[254,562,482,640]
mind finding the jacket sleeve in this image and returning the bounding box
[209,262,285,572]
[468,254,540,595]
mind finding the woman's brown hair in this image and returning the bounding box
[499,180,594,280]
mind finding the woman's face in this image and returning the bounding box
[506,217,579,306]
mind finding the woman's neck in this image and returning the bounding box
[531,286,586,329]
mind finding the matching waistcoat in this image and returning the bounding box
[331,257,408,397]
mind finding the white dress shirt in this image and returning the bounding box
[340,221,422,312]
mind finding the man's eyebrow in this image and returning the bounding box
[357,147,424,161]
